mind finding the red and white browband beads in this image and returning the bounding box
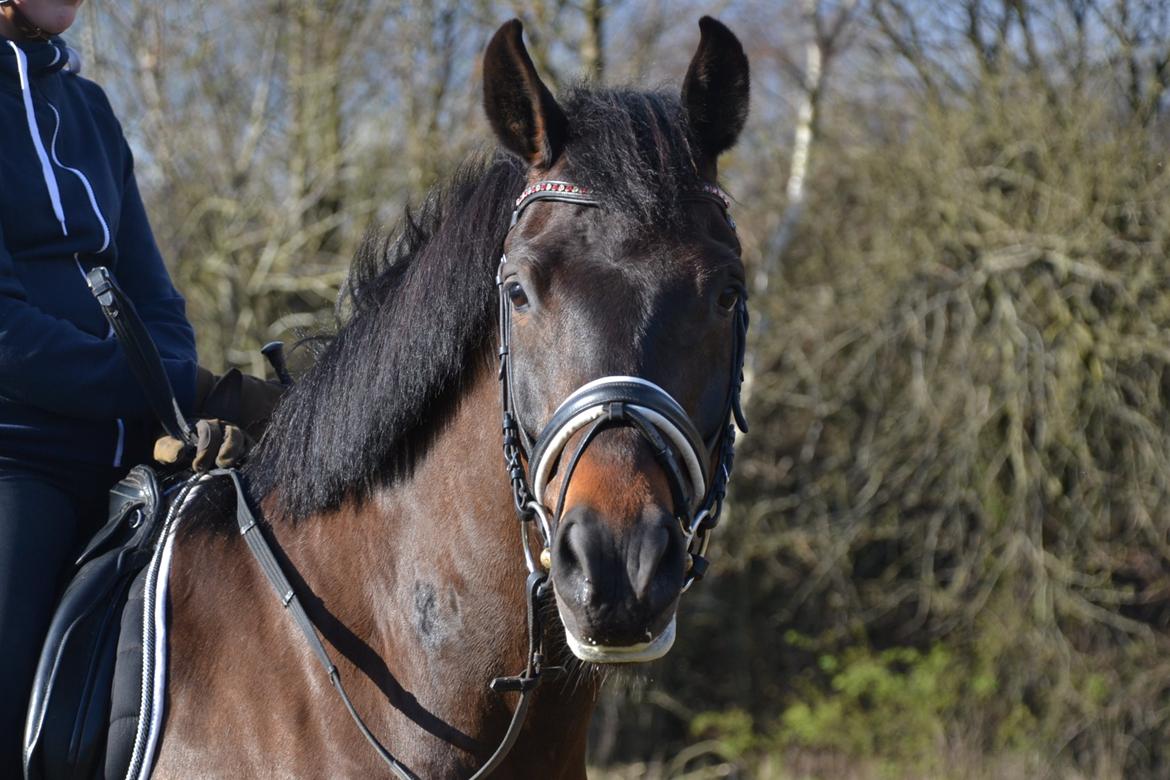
[513,180,732,211]
[692,182,732,210]
[514,181,591,207]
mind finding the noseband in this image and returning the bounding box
[497,180,749,590]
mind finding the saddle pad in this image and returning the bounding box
[22,465,164,780]
[104,565,147,777]
[109,475,195,780]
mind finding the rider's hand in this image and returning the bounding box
[154,365,285,471]
[192,418,249,471]
[197,366,285,439]
[153,418,250,472]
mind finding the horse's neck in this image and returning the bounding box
[276,362,599,772]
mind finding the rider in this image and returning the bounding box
[0,0,279,769]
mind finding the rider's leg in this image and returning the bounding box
[0,475,84,776]
[0,461,113,777]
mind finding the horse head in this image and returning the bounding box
[483,17,750,664]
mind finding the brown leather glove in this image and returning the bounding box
[154,365,285,471]
[195,366,286,439]
[153,419,249,472]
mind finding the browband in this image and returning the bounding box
[510,180,734,228]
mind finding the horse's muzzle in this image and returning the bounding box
[551,503,686,662]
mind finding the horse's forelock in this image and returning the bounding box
[560,87,705,228]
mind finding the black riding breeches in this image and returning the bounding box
[0,467,112,778]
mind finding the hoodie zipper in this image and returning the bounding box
[10,41,129,468]
[10,42,132,467]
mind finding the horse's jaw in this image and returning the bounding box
[560,614,677,664]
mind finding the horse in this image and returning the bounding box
[151,16,750,778]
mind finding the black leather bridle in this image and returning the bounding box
[497,179,749,590]
[220,178,748,779]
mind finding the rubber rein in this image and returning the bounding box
[217,178,747,778]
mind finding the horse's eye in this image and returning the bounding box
[716,285,740,312]
[506,281,530,311]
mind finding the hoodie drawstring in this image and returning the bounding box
[7,40,68,237]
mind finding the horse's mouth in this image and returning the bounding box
[560,615,676,664]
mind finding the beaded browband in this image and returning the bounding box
[510,180,735,229]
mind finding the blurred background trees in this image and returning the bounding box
[75,1,1170,777]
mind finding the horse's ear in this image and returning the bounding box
[483,19,568,168]
[681,17,750,161]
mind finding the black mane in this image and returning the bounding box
[247,87,705,522]
[246,154,524,520]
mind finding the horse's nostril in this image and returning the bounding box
[551,505,686,648]
[631,524,671,600]
[553,513,603,606]
[558,520,585,571]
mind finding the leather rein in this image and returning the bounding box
[221,179,747,779]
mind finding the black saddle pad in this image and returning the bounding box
[23,465,170,780]
[105,563,148,779]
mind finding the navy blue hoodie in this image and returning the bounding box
[0,36,197,472]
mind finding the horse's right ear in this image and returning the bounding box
[483,19,568,169]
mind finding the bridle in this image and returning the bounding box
[497,179,749,591]
[483,180,748,763]
[225,178,748,780]
[473,178,746,772]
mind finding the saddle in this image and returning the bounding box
[20,268,287,780]
[22,464,184,780]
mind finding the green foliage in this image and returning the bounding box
[780,646,956,758]
[674,637,1069,777]
[691,708,758,760]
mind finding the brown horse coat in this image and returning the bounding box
[151,15,749,778]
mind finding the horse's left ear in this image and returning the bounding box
[483,19,568,168]
[682,17,750,161]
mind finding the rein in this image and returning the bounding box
[224,178,746,778]
[215,469,544,780]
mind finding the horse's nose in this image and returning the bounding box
[552,503,684,646]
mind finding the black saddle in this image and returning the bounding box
[22,464,173,780]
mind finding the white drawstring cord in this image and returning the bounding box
[48,103,109,251]
[7,40,67,237]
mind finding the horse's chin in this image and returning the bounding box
[560,615,676,664]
